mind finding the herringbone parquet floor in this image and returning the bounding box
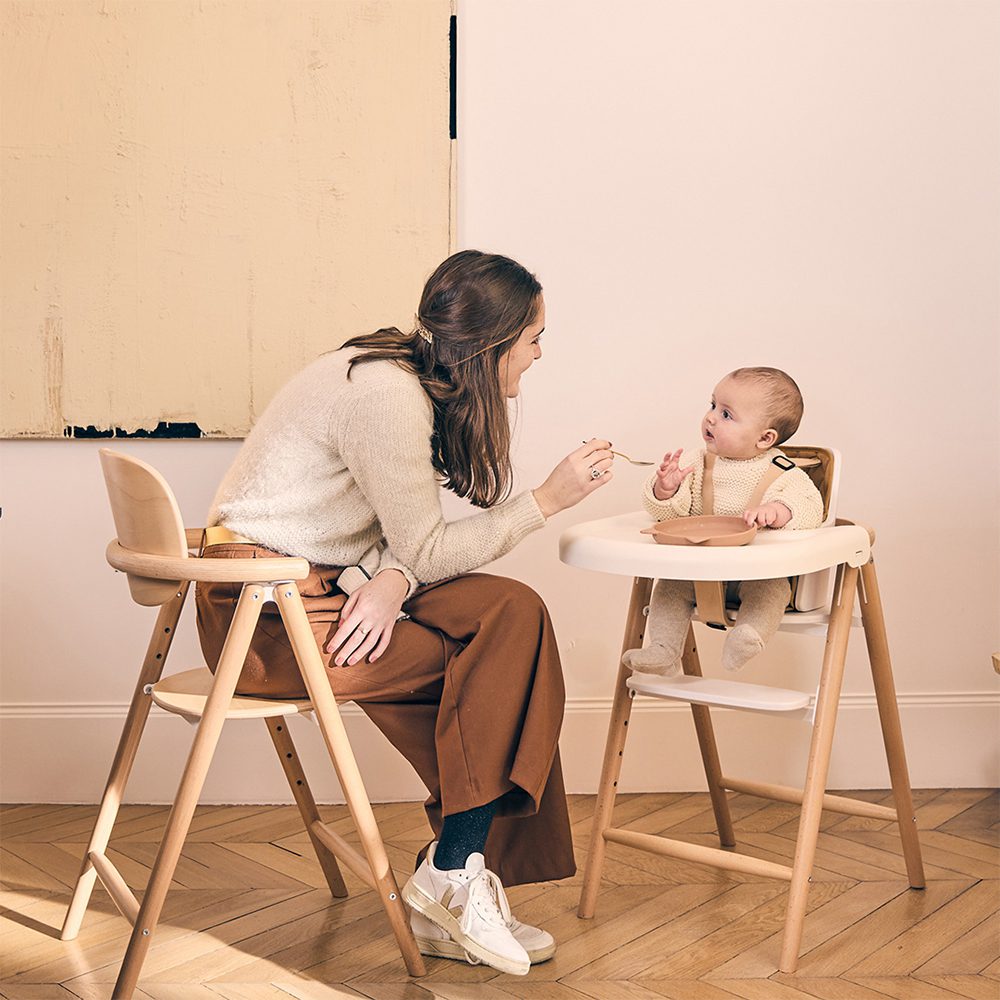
[1,790,997,999]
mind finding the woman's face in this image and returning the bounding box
[499,297,545,399]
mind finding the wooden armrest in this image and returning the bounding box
[106,540,311,582]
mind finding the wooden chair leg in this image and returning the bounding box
[62,585,188,941]
[578,576,654,919]
[858,559,925,888]
[265,716,349,898]
[114,584,263,1000]
[779,564,857,973]
[681,623,736,848]
[274,584,426,978]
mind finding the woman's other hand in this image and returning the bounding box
[533,439,614,518]
[325,569,408,666]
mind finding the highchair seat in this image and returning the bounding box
[559,511,871,581]
[151,667,313,720]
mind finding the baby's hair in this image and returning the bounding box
[728,367,804,444]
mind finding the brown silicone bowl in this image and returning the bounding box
[641,515,758,547]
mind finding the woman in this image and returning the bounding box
[196,250,614,976]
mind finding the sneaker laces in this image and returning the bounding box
[465,866,513,928]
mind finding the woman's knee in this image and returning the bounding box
[488,576,549,621]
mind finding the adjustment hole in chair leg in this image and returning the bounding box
[155,654,162,660]
[286,752,293,759]
[276,725,282,731]
[164,627,171,634]
[296,780,302,786]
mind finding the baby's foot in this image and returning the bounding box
[622,644,682,676]
[721,624,765,672]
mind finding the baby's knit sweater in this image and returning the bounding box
[642,447,824,529]
[209,349,546,595]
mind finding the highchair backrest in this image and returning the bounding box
[99,448,188,607]
[781,446,840,612]
[781,446,839,529]
[695,445,841,627]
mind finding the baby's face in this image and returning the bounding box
[701,376,775,459]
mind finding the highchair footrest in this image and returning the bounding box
[626,673,811,713]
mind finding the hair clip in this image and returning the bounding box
[415,317,433,345]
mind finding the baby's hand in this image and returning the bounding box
[743,501,792,529]
[653,449,696,501]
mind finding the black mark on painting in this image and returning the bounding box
[64,422,204,439]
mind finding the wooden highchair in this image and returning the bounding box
[560,446,925,973]
[61,449,425,997]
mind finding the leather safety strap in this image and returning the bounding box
[702,452,717,515]
[694,580,729,629]
[701,452,795,515]
[203,525,254,546]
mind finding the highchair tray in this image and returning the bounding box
[560,512,871,581]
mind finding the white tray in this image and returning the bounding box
[559,512,870,581]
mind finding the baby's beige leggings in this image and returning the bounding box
[624,576,791,675]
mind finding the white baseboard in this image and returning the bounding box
[2,692,997,804]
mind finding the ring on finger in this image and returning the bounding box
[357,624,370,636]
[590,466,602,480]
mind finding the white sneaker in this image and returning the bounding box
[411,908,556,964]
[402,845,531,975]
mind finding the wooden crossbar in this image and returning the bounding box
[603,827,794,881]
[720,777,899,821]
[89,850,140,925]
[310,821,376,890]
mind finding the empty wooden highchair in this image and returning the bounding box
[61,449,425,997]
[561,445,926,974]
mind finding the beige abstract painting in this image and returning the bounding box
[1,0,454,438]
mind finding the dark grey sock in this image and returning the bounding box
[433,799,498,870]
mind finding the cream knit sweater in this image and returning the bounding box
[641,447,824,529]
[209,349,546,595]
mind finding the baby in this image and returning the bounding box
[624,366,824,675]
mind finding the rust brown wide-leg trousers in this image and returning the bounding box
[195,543,575,887]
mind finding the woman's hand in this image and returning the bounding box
[324,569,408,666]
[533,439,614,518]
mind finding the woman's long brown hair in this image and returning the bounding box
[340,250,542,508]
